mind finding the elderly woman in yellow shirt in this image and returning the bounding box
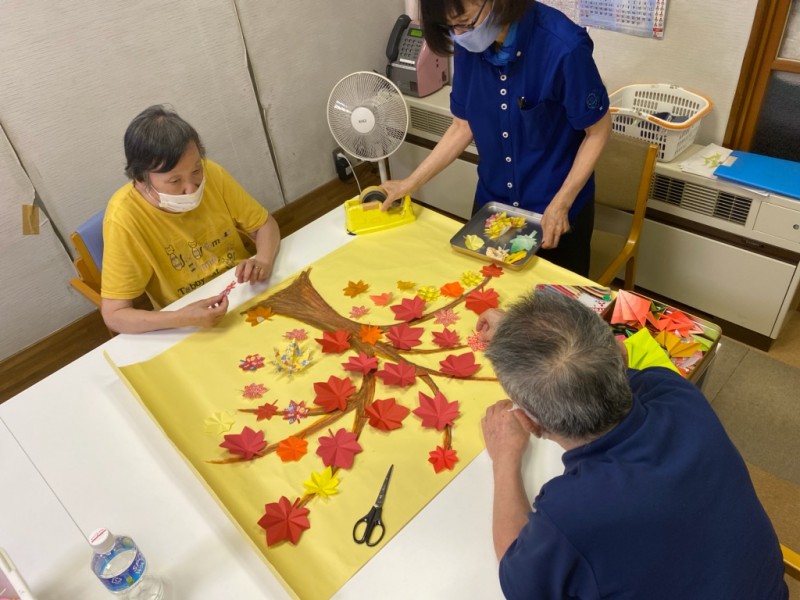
[101,105,280,334]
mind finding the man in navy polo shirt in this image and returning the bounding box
[479,292,787,599]
[382,0,610,276]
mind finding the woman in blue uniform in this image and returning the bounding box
[381,0,611,276]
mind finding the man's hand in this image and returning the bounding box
[476,308,506,342]
[177,292,229,327]
[235,256,273,285]
[482,399,531,466]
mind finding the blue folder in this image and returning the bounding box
[714,151,800,201]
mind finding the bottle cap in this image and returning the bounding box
[89,528,116,554]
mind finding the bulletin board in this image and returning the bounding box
[113,207,589,599]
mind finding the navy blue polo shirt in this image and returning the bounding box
[451,2,608,219]
[498,368,787,599]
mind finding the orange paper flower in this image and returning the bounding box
[276,436,308,462]
[245,305,273,326]
[359,324,383,345]
[439,281,465,298]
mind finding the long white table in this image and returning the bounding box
[0,208,565,599]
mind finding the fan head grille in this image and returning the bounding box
[327,71,409,161]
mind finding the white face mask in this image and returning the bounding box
[451,9,503,53]
[151,176,205,213]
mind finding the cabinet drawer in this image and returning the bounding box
[754,202,800,244]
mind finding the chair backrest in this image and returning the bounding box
[594,134,657,212]
[71,208,105,283]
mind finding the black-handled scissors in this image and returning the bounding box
[352,464,393,547]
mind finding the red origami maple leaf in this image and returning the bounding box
[316,428,363,469]
[386,323,424,350]
[428,445,459,473]
[390,296,427,322]
[258,496,310,546]
[439,281,465,298]
[465,288,500,315]
[369,292,393,306]
[413,392,459,430]
[375,361,417,387]
[365,398,410,431]
[240,401,279,421]
[219,426,267,460]
[481,264,504,278]
[315,329,351,353]
[342,352,379,375]
[432,328,460,348]
[439,352,481,378]
[313,375,357,412]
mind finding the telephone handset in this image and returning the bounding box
[385,14,449,98]
[386,14,412,62]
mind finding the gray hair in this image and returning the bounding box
[485,290,632,439]
[123,104,205,182]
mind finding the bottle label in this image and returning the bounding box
[97,549,147,592]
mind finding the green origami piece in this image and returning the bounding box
[509,232,538,253]
[623,328,681,374]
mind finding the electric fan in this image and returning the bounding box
[326,71,409,183]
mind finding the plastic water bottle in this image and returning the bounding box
[89,528,164,599]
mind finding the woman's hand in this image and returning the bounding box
[235,256,273,285]
[177,292,229,328]
[540,201,571,249]
[380,179,412,210]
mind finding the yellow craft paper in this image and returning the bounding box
[624,328,681,373]
[115,207,591,600]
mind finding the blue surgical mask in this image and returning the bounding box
[451,10,503,53]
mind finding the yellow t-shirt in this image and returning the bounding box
[101,160,269,309]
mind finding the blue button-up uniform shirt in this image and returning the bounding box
[450,2,608,220]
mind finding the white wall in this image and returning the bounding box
[590,0,758,144]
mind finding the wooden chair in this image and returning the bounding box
[589,133,658,289]
[69,209,105,308]
[784,543,800,582]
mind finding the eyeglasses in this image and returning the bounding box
[443,0,490,34]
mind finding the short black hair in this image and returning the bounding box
[123,104,205,182]
[421,0,532,56]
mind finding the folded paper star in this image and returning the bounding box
[343,280,369,297]
[219,426,266,460]
[439,352,481,378]
[316,428,363,469]
[359,324,383,345]
[428,445,459,473]
[413,391,459,430]
[365,398,411,431]
[386,323,424,350]
[432,328,460,349]
[375,361,417,387]
[342,352,379,375]
[465,288,499,315]
[315,329,351,353]
[239,400,279,421]
[304,467,340,499]
[276,436,308,462]
[313,375,357,412]
[258,496,310,546]
[390,296,426,322]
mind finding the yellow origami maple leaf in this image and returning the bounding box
[359,324,383,345]
[303,466,340,499]
[245,305,273,326]
[343,280,369,298]
[397,280,416,291]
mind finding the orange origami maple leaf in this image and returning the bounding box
[276,436,308,462]
[397,280,416,291]
[428,445,459,473]
[343,280,369,298]
[245,305,274,326]
[439,281,465,298]
[359,324,383,345]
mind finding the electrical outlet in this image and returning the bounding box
[332,147,354,181]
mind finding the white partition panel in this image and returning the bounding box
[0,125,89,362]
[0,0,283,242]
[235,0,405,202]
